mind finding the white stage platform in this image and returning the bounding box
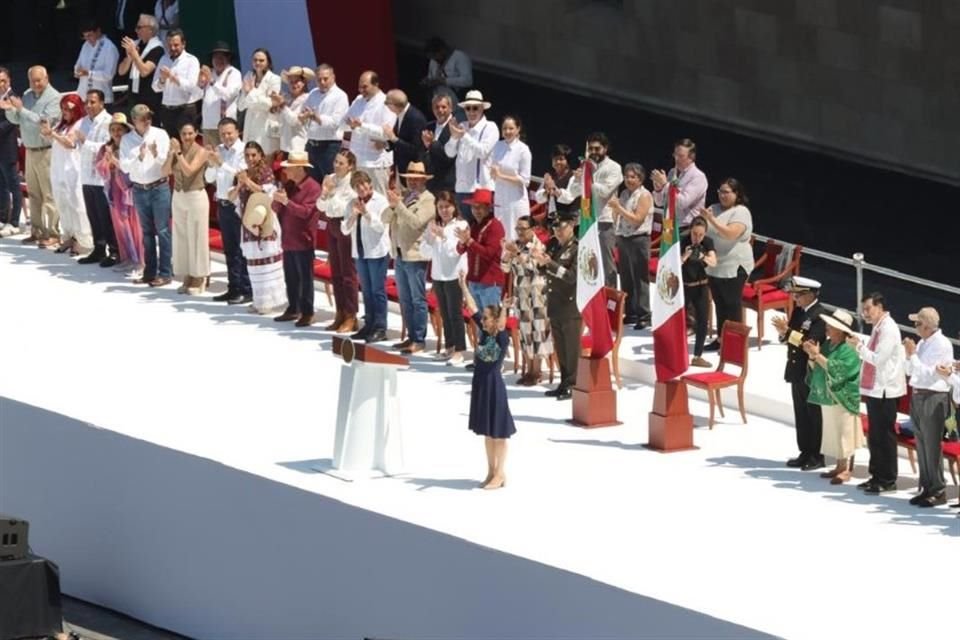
[0,238,956,640]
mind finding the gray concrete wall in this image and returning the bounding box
[394,0,959,183]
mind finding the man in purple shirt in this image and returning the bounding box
[651,138,708,229]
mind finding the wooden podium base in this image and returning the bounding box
[569,356,622,428]
[646,380,697,452]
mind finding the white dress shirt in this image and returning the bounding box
[279,92,310,153]
[856,312,907,398]
[341,191,391,259]
[75,36,120,103]
[443,116,499,194]
[567,156,624,223]
[428,219,468,281]
[152,50,202,106]
[119,125,170,185]
[237,70,281,155]
[200,65,241,130]
[316,172,355,219]
[304,84,349,141]
[77,110,112,186]
[905,329,955,392]
[652,163,708,227]
[204,138,246,202]
[341,90,396,168]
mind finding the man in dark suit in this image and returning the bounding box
[773,276,828,470]
[382,89,428,189]
[419,93,456,194]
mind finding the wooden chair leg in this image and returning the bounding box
[324,283,333,307]
[707,390,716,429]
[907,447,917,473]
[715,389,725,418]
[948,458,958,485]
[756,305,764,350]
[612,352,622,389]
[737,383,747,424]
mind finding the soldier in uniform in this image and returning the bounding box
[773,276,827,470]
[533,210,581,400]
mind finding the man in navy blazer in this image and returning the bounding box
[382,89,428,188]
[418,93,456,193]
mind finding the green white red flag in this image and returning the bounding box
[576,160,613,360]
[652,184,689,380]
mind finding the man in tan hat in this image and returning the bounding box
[383,161,436,354]
[273,151,322,327]
[444,89,498,223]
[903,306,954,507]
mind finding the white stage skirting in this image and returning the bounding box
[0,239,956,640]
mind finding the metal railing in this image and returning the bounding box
[751,232,960,348]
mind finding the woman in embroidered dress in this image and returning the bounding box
[95,113,144,279]
[43,94,91,255]
[230,141,286,314]
[500,214,552,385]
[803,309,864,485]
[461,273,516,490]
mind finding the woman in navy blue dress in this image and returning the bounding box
[460,275,516,489]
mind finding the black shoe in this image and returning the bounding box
[465,363,475,371]
[786,456,806,468]
[856,478,875,489]
[213,291,236,302]
[77,251,106,265]
[633,320,650,331]
[863,482,896,495]
[351,326,370,340]
[623,316,638,326]
[908,491,930,506]
[365,329,387,343]
[703,340,721,352]
[555,387,573,400]
[800,457,825,471]
[227,294,253,305]
[916,492,947,508]
[99,255,119,268]
[544,387,564,398]
[950,501,960,509]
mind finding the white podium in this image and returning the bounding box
[314,337,408,481]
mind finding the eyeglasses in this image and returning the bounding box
[587,145,604,152]
[463,105,481,111]
[515,226,530,232]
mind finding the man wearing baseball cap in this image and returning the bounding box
[773,276,827,470]
[902,306,954,507]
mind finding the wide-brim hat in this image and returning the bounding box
[210,41,233,56]
[398,161,434,180]
[820,309,856,336]
[282,66,316,83]
[458,89,491,110]
[784,275,821,293]
[463,188,493,207]
[280,150,313,168]
[242,192,276,238]
[108,112,133,132]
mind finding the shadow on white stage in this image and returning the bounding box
[1,239,956,640]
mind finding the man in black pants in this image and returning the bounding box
[773,276,826,470]
[536,210,581,401]
[848,292,906,493]
[77,90,119,266]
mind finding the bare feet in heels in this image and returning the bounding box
[483,475,506,490]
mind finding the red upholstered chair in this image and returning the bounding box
[578,287,627,388]
[741,240,803,349]
[208,228,224,252]
[681,320,751,428]
[942,441,960,486]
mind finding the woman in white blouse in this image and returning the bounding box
[316,149,359,333]
[427,191,469,366]
[277,66,313,155]
[237,48,281,157]
[490,115,531,242]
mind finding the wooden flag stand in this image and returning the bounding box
[645,380,696,452]
[569,356,621,428]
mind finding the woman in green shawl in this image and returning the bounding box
[803,309,864,484]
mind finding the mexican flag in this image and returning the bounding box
[652,184,689,380]
[576,160,613,360]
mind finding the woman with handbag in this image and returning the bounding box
[803,309,864,484]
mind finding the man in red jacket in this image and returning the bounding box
[455,188,504,309]
[272,151,321,327]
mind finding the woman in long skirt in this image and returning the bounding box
[500,214,552,385]
[163,121,210,295]
[95,113,144,278]
[44,94,92,255]
[232,141,286,314]
[461,274,516,489]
